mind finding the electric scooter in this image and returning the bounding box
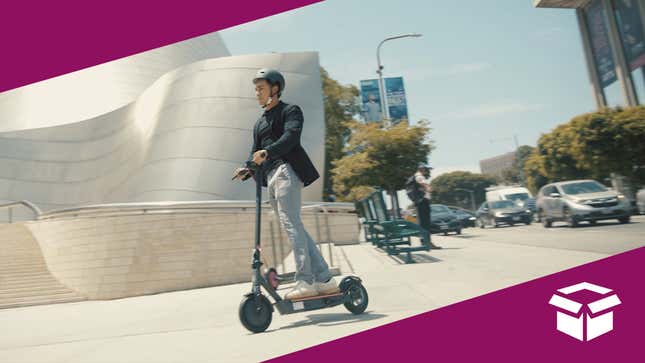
[233,159,369,333]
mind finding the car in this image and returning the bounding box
[476,200,532,228]
[535,179,632,228]
[430,204,462,235]
[447,206,477,228]
[486,185,537,218]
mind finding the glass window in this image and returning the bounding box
[431,205,451,214]
[506,193,530,202]
[542,186,553,196]
[561,181,607,195]
[490,200,515,209]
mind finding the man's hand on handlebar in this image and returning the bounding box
[232,150,267,181]
[252,150,268,165]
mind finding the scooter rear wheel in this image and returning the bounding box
[239,294,273,333]
[343,282,369,315]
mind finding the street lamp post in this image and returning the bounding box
[455,188,476,211]
[376,33,422,124]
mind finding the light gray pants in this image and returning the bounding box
[267,163,331,285]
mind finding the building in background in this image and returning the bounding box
[0,36,326,219]
[534,0,645,108]
[0,33,230,132]
[480,152,516,178]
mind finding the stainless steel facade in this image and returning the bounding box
[0,32,231,132]
[0,46,326,217]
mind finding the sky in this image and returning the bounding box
[220,0,638,178]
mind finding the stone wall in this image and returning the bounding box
[26,208,358,299]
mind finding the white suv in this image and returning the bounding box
[536,179,631,227]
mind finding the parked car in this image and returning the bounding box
[486,185,536,219]
[536,179,631,228]
[447,206,477,228]
[430,204,462,235]
[486,185,534,206]
[638,188,645,215]
[476,200,532,228]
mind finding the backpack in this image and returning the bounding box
[405,175,424,204]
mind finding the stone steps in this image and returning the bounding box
[0,223,85,309]
[0,295,86,310]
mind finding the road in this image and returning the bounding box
[451,215,645,255]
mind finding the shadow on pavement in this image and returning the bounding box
[389,253,444,264]
[548,220,636,229]
[447,234,478,239]
[275,311,387,331]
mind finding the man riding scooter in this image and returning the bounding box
[234,69,338,300]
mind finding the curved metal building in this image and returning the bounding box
[0,32,231,132]
[0,39,325,217]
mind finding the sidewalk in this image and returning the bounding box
[0,235,612,363]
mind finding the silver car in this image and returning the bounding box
[536,179,631,227]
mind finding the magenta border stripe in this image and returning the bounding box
[265,246,645,362]
[0,0,322,93]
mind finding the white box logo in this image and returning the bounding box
[548,282,621,341]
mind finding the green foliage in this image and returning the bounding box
[430,171,498,210]
[321,67,361,201]
[524,106,645,193]
[331,120,434,202]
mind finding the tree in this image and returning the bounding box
[524,152,549,195]
[500,145,535,185]
[524,106,645,194]
[523,125,586,194]
[331,120,434,211]
[430,171,498,210]
[320,67,361,201]
[570,107,645,186]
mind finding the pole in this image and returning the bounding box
[602,0,639,106]
[513,134,519,150]
[470,190,476,212]
[376,33,422,125]
[376,40,390,123]
[513,134,526,186]
[577,7,608,109]
[638,0,645,97]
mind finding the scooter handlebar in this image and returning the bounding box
[232,160,262,181]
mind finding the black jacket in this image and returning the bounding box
[248,101,320,187]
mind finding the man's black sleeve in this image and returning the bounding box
[246,121,259,165]
[264,105,303,159]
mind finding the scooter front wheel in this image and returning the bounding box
[239,294,273,333]
[343,282,369,315]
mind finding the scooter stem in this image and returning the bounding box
[253,163,263,269]
[255,164,262,249]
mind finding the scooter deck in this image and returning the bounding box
[274,292,345,315]
[289,292,343,302]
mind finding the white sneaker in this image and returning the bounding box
[314,277,340,295]
[284,280,317,300]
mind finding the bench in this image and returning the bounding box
[359,190,431,263]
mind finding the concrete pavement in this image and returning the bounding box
[1,216,643,362]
